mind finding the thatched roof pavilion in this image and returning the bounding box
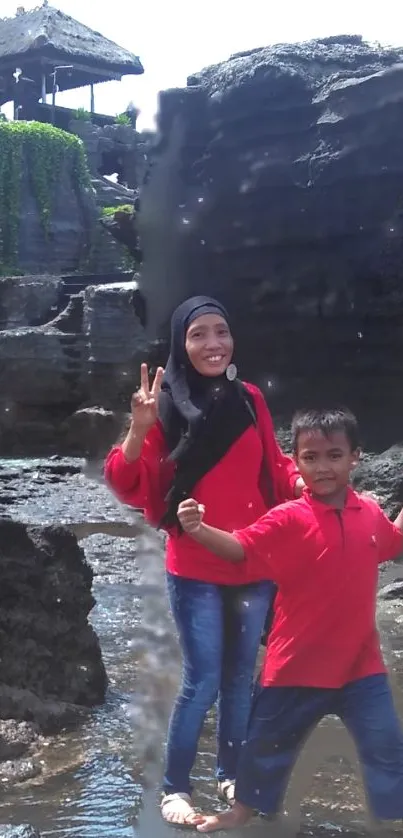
[0,4,143,107]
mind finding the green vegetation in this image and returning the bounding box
[0,121,92,273]
[101,204,134,217]
[99,204,137,273]
[114,112,131,126]
[73,107,92,122]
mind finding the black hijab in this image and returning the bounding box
[158,296,257,528]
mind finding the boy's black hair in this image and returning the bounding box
[291,407,360,454]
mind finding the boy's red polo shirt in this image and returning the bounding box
[234,488,403,688]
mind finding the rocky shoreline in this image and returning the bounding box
[0,438,402,836]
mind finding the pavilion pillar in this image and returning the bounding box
[41,71,46,103]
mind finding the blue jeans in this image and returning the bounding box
[236,674,403,820]
[163,573,276,795]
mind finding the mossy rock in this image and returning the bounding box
[0,121,96,274]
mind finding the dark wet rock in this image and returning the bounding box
[0,458,122,523]
[0,720,39,761]
[353,445,403,517]
[0,758,41,784]
[61,406,124,459]
[379,580,403,600]
[0,520,107,730]
[0,827,41,838]
[37,458,82,477]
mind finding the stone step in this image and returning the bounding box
[57,273,132,312]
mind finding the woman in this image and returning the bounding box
[105,296,303,827]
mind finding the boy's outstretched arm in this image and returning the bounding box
[177,499,244,562]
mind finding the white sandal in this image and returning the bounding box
[217,779,236,805]
[160,792,201,827]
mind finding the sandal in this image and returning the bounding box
[160,792,203,827]
[217,779,236,806]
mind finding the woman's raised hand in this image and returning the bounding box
[130,363,164,433]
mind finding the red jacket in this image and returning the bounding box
[235,488,403,686]
[104,383,300,585]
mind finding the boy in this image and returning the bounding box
[177,408,403,833]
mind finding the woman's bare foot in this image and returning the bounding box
[196,801,253,833]
[161,793,204,827]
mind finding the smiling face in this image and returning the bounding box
[185,313,234,377]
[296,429,360,503]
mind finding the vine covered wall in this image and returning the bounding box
[0,121,93,274]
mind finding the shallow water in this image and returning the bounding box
[1,458,403,837]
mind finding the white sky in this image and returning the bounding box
[2,0,403,129]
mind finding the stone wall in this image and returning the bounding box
[69,120,138,189]
[0,275,147,455]
[0,275,61,329]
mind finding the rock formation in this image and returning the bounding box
[0,519,107,730]
[0,275,147,456]
[69,120,139,190]
[137,35,403,421]
[3,35,403,453]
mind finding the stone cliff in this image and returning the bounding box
[138,35,403,424]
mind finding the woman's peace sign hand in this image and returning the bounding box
[130,364,164,433]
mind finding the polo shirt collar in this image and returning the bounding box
[302,485,362,512]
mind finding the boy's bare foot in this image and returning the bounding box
[196,801,253,833]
